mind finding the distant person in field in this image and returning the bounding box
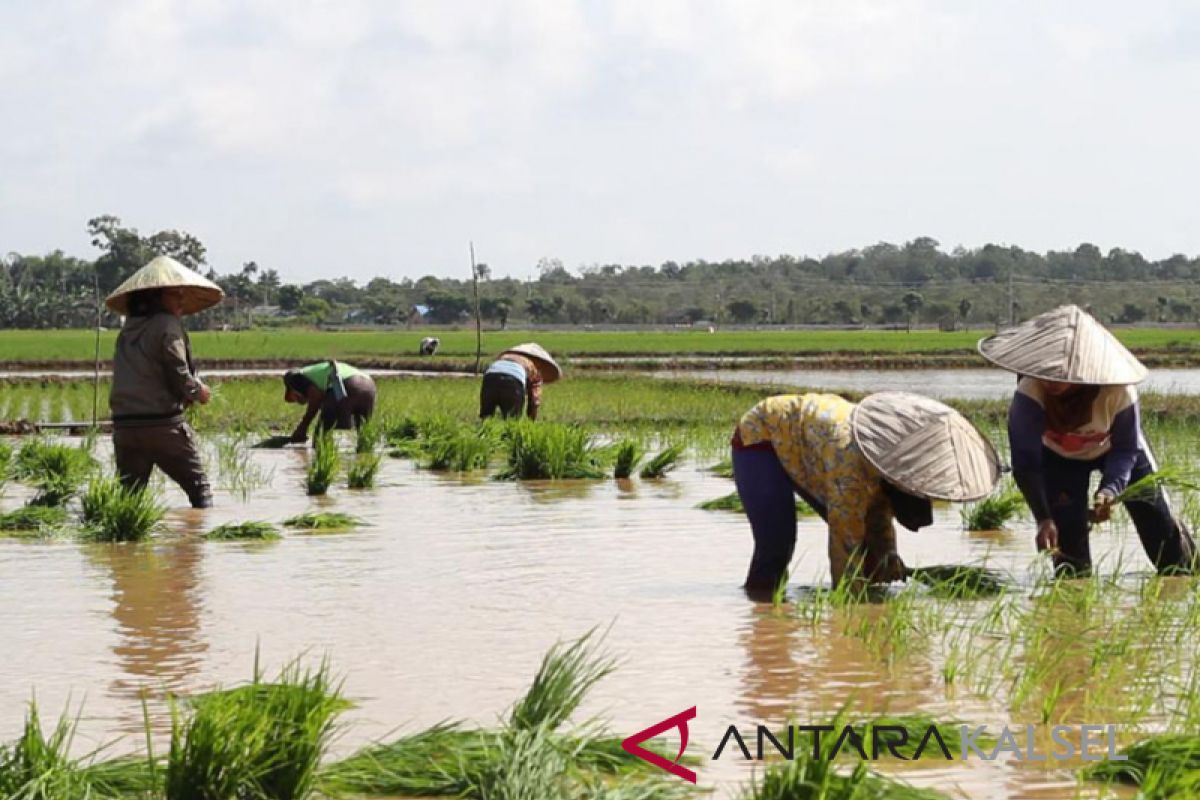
[106,256,223,509]
[979,304,1196,576]
[731,392,1000,600]
[283,361,376,443]
[419,336,440,356]
[478,343,562,420]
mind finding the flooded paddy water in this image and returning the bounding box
[0,432,1180,798]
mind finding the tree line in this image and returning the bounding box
[4,221,1200,330]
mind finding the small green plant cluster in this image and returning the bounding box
[305,429,339,496]
[697,491,817,516]
[0,504,69,533]
[960,488,1025,531]
[13,439,96,506]
[205,521,282,541]
[80,477,167,542]
[283,512,364,531]
[611,439,644,479]
[496,420,606,480]
[639,443,683,479]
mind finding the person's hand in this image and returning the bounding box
[879,551,908,583]
[1089,492,1115,524]
[195,384,212,405]
[1036,518,1059,552]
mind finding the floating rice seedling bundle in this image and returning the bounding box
[13,439,96,506]
[496,422,605,480]
[205,521,282,541]
[639,443,684,479]
[697,492,817,515]
[907,564,1010,599]
[79,477,166,543]
[283,512,364,531]
[960,489,1025,531]
[610,439,644,480]
[0,504,69,532]
[165,657,349,800]
[347,453,382,489]
[305,430,338,496]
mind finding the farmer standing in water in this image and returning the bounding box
[106,255,223,508]
[283,361,377,443]
[978,304,1196,576]
[479,343,562,420]
[731,391,1001,600]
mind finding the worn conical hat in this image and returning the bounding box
[104,255,224,316]
[977,304,1147,385]
[501,342,562,383]
[851,392,1000,502]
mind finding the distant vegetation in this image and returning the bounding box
[4,217,1200,330]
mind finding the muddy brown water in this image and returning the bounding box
[0,440,1148,798]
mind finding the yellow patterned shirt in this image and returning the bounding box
[735,393,898,583]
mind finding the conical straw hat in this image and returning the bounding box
[105,255,225,316]
[977,304,1147,385]
[851,392,1000,502]
[501,342,562,383]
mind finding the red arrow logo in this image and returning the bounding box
[621,706,697,783]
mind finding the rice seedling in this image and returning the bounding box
[79,477,166,543]
[705,458,734,478]
[282,512,364,531]
[0,505,69,533]
[697,492,817,515]
[346,453,382,489]
[214,433,275,501]
[960,489,1025,531]
[496,421,606,480]
[611,439,644,479]
[305,429,338,496]
[509,630,616,732]
[0,441,11,493]
[1083,733,1200,786]
[639,443,683,479]
[204,521,282,541]
[355,418,384,455]
[13,439,96,506]
[423,423,501,471]
[907,564,1010,599]
[165,656,349,800]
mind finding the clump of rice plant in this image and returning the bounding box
[251,434,294,449]
[706,458,734,479]
[13,439,96,506]
[639,443,683,479]
[496,422,605,480]
[283,512,364,531]
[423,423,500,472]
[79,477,166,543]
[1083,733,1200,786]
[697,492,817,516]
[355,418,383,455]
[510,630,615,732]
[0,442,12,493]
[165,656,349,800]
[346,453,382,489]
[908,564,1010,599]
[960,489,1025,531]
[305,429,338,496]
[0,504,69,532]
[204,521,281,541]
[611,439,644,479]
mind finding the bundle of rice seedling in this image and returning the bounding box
[423,424,500,472]
[13,440,96,506]
[639,444,684,479]
[706,458,734,479]
[611,439,644,480]
[1083,733,1200,786]
[0,442,12,492]
[283,512,364,531]
[346,454,382,489]
[355,419,383,455]
[907,564,1009,599]
[319,723,486,796]
[165,657,349,800]
[79,477,166,543]
[305,430,338,496]
[510,630,616,732]
[496,422,605,480]
[204,521,281,541]
[697,492,817,515]
[960,490,1025,531]
[0,505,69,532]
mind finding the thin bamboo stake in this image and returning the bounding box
[92,269,102,428]
[470,242,483,374]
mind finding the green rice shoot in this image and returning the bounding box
[13,439,96,506]
[79,477,167,543]
[0,504,70,532]
[697,491,817,515]
[960,489,1025,531]
[283,512,365,531]
[612,439,644,479]
[205,521,282,541]
[305,429,339,496]
[639,443,683,479]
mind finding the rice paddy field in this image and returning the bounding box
[5,370,1200,798]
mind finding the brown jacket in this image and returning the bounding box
[500,353,543,418]
[109,313,205,426]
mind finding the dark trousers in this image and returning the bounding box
[733,445,828,598]
[113,422,212,509]
[1043,448,1196,575]
[479,373,526,419]
[319,375,376,432]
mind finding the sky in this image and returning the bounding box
[2,1,1200,283]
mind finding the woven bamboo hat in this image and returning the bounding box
[501,342,562,383]
[105,255,224,316]
[977,304,1147,385]
[851,391,1000,502]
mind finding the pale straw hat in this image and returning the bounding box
[851,391,1001,502]
[977,304,1147,385]
[105,255,225,316]
[501,342,563,383]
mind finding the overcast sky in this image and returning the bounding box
[2,1,1199,283]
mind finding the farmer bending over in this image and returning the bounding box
[479,343,562,420]
[283,361,377,443]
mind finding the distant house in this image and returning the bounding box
[407,304,430,327]
[251,304,283,318]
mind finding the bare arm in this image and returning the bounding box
[291,386,325,442]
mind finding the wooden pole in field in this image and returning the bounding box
[92,269,103,428]
[470,242,483,374]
